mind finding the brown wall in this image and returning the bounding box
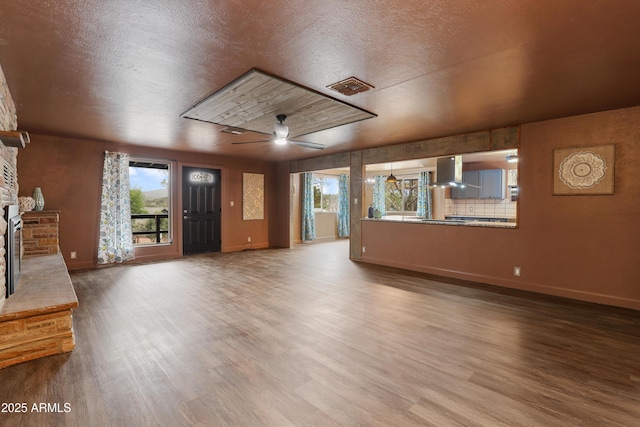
[361,106,640,310]
[17,134,276,269]
[270,161,292,249]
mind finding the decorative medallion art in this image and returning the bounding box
[553,144,615,195]
[243,173,264,220]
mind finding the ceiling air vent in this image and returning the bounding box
[220,127,245,135]
[327,77,374,96]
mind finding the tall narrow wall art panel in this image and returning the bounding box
[243,173,264,220]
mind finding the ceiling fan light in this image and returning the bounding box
[274,136,288,145]
[274,123,289,138]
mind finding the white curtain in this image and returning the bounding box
[97,151,135,264]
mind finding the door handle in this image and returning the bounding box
[183,215,190,220]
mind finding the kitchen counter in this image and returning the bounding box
[362,217,516,228]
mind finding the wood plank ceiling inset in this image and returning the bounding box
[180,69,377,137]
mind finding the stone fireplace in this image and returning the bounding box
[0,63,77,369]
[0,63,19,310]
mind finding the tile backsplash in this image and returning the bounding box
[444,197,517,219]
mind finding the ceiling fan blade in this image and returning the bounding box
[231,139,270,145]
[288,140,325,150]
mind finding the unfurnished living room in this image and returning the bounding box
[0,1,639,426]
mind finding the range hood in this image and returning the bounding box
[431,155,466,188]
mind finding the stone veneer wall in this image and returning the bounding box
[22,211,60,257]
[0,64,19,310]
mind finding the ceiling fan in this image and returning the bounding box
[231,115,325,150]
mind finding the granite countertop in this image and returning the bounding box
[362,217,517,228]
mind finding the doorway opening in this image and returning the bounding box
[290,167,350,248]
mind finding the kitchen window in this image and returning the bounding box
[385,178,418,212]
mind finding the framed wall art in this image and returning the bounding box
[242,173,264,220]
[553,144,615,195]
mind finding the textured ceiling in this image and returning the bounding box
[1,1,640,161]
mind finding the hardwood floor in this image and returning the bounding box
[0,240,639,426]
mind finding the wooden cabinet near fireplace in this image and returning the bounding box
[0,211,78,369]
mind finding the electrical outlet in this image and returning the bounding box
[514,266,521,277]
[247,237,251,243]
[70,251,77,259]
[362,246,366,253]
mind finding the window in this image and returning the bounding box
[385,178,418,212]
[129,159,171,245]
[313,175,339,212]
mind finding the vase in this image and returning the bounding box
[33,187,45,211]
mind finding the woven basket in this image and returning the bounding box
[18,196,36,212]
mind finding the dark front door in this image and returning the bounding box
[182,166,221,255]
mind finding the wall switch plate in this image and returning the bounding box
[514,266,521,276]
[230,201,234,206]
[247,237,251,243]
[70,251,77,259]
[362,246,366,253]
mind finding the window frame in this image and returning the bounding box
[128,157,173,246]
[312,174,340,213]
[385,176,419,214]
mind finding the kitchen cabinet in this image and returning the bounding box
[451,169,505,199]
[479,169,505,199]
[451,170,479,199]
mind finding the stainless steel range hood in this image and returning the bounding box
[431,155,465,187]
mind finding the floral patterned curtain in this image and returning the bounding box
[301,172,316,241]
[98,151,135,264]
[417,171,433,219]
[372,175,386,218]
[337,174,350,238]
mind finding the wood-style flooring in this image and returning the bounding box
[0,240,639,426]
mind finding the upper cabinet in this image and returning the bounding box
[451,170,479,199]
[451,169,505,199]
[479,169,505,199]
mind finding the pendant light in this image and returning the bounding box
[386,163,398,183]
